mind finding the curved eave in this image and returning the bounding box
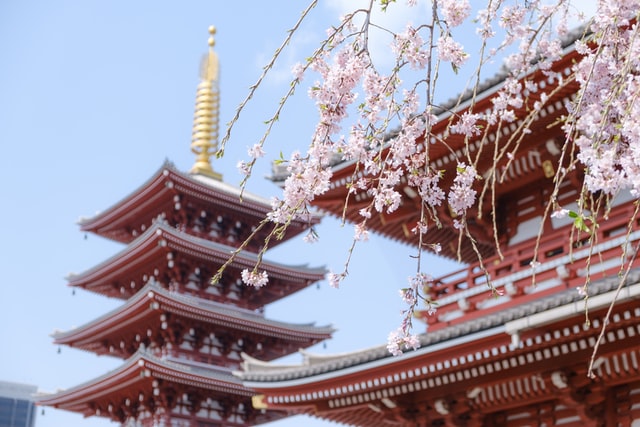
[311,48,582,263]
[37,350,249,415]
[67,221,326,298]
[52,282,334,355]
[313,44,581,184]
[241,272,640,385]
[78,161,320,244]
[240,294,640,427]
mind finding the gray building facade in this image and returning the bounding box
[0,381,36,427]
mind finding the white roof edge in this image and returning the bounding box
[505,281,640,334]
[242,325,505,389]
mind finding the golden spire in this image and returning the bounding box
[190,25,222,180]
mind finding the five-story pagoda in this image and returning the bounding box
[38,26,333,427]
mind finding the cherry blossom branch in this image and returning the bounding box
[216,1,640,362]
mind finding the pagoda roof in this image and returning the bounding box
[37,349,258,422]
[240,270,640,384]
[238,274,640,425]
[78,160,320,246]
[52,281,334,360]
[67,221,326,306]
[272,41,583,264]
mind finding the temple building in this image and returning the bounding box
[239,34,640,425]
[37,27,333,426]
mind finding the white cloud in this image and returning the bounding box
[325,0,431,69]
[258,1,431,85]
[258,1,598,87]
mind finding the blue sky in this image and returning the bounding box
[0,1,596,426]
[0,2,466,426]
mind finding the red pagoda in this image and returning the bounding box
[38,26,333,426]
[238,34,640,425]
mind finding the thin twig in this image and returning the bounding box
[587,207,640,378]
[217,0,318,157]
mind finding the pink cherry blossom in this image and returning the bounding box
[440,0,471,27]
[241,269,269,288]
[221,0,640,359]
[551,208,570,219]
[437,35,468,68]
[448,163,478,216]
[392,25,430,70]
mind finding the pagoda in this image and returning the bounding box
[38,26,333,427]
[238,33,640,425]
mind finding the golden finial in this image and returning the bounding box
[190,25,222,180]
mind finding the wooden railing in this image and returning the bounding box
[417,201,640,330]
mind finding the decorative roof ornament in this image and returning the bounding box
[190,25,222,180]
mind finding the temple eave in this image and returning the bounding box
[80,162,319,248]
[242,298,640,425]
[38,351,271,424]
[71,221,327,282]
[53,282,333,362]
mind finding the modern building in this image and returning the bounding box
[0,381,37,427]
[37,27,333,426]
[239,32,640,425]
